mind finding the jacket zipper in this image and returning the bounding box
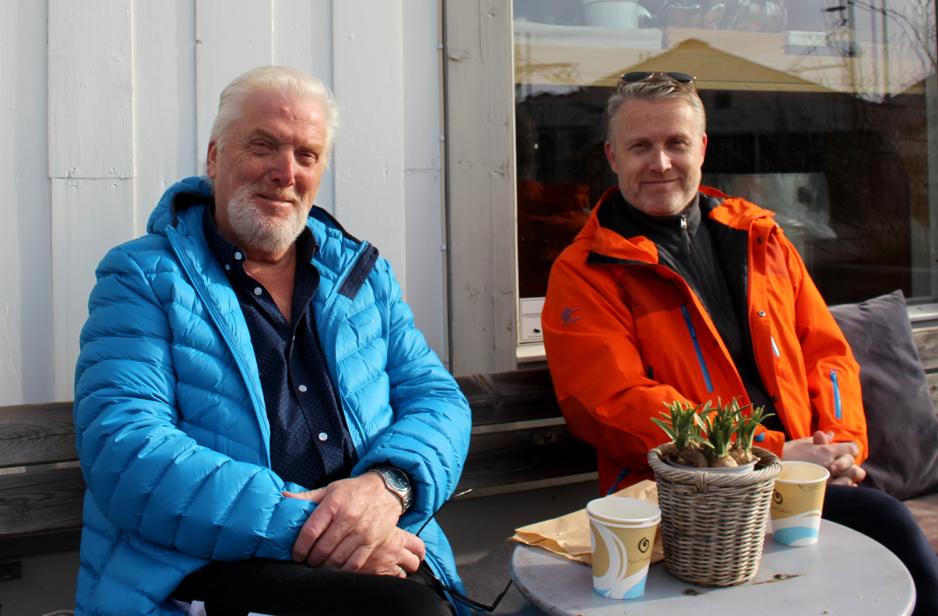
[830,369,842,419]
[680,214,689,256]
[167,227,272,464]
[680,304,714,393]
[607,467,631,495]
[319,241,379,453]
[770,335,780,357]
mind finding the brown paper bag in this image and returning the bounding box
[510,480,663,566]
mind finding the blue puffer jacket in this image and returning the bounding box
[73,177,471,615]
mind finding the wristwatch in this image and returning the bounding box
[369,465,413,513]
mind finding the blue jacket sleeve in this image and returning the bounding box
[351,261,471,527]
[74,245,315,561]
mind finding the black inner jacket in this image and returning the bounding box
[593,190,783,433]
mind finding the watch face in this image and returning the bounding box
[384,468,408,491]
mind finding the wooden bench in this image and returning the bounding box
[0,402,82,559]
[4,307,938,559]
[0,379,592,560]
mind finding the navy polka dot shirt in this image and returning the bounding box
[204,208,357,489]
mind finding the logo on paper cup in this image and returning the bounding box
[771,481,825,520]
[589,519,657,599]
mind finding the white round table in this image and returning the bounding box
[510,520,915,615]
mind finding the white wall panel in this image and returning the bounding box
[0,0,53,405]
[50,179,135,399]
[48,0,135,180]
[48,0,137,399]
[332,0,407,290]
[402,0,447,359]
[1,0,447,403]
[132,0,199,233]
[445,0,518,374]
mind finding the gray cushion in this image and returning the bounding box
[829,290,938,500]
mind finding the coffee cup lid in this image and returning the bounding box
[586,496,660,525]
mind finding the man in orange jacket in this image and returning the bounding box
[543,72,865,494]
[542,71,936,615]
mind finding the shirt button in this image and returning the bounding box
[224,264,231,271]
[758,311,766,317]
[234,251,243,260]
[318,432,329,442]
[253,287,263,296]
[298,384,308,393]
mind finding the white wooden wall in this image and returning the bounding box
[0,0,447,404]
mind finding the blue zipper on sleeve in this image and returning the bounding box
[680,305,714,393]
[607,467,630,495]
[831,369,842,419]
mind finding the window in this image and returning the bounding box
[513,0,938,342]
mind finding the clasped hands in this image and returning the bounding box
[283,473,424,578]
[782,430,867,486]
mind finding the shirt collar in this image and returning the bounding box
[619,192,701,235]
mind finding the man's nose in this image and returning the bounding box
[649,148,672,173]
[269,149,296,186]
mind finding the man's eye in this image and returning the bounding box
[250,140,273,152]
[298,151,319,165]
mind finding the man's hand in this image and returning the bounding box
[782,430,866,486]
[358,528,426,577]
[284,473,403,571]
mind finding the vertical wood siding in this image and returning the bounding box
[444,0,517,375]
[0,0,54,403]
[0,0,446,404]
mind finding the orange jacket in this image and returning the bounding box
[542,187,868,493]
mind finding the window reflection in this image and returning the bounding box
[514,0,937,330]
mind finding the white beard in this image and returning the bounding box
[226,184,309,255]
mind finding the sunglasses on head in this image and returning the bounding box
[619,71,696,85]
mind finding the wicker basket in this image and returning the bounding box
[648,445,782,587]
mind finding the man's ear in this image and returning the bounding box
[604,140,617,174]
[700,133,708,159]
[206,141,218,179]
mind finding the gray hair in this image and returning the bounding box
[606,79,706,143]
[209,65,339,157]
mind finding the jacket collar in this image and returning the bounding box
[582,185,776,264]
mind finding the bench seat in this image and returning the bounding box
[3,315,938,559]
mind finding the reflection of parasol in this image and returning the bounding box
[600,39,836,92]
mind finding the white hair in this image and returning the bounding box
[209,65,339,156]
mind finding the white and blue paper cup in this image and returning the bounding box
[586,496,660,599]
[770,461,830,546]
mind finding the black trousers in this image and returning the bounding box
[824,484,938,616]
[172,559,455,616]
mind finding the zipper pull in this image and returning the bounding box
[680,214,689,255]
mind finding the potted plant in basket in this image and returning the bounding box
[652,398,773,470]
[647,398,782,587]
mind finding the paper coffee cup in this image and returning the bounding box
[586,496,660,599]
[770,461,829,546]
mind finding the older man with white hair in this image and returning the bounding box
[73,66,470,615]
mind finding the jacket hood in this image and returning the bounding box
[147,176,215,235]
[581,185,776,264]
